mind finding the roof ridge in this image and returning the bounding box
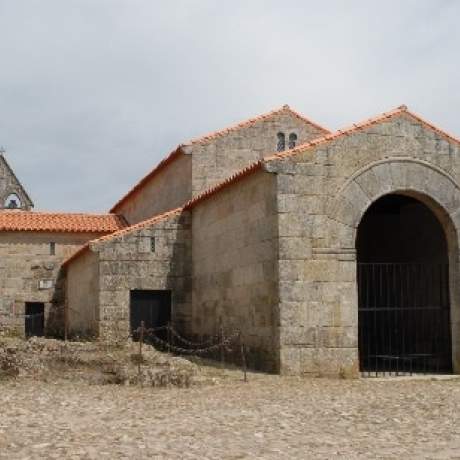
[184,107,408,210]
[183,104,460,210]
[65,104,460,267]
[110,105,328,213]
[264,105,407,162]
[0,210,125,217]
[92,207,183,245]
[0,211,127,234]
[283,106,331,134]
[183,162,263,210]
[265,104,460,162]
[400,108,460,146]
[62,207,183,268]
[109,104,331,212]
[184,105,330,146]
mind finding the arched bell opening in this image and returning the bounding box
[4,193,22,209]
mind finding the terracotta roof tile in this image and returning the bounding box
[185,105,330,145]
[186,105,460,208]
[184,162,263,210]
[0,211,127,233]
[266,105,460,162]
[62,207,183,267]
[110,105,329,213]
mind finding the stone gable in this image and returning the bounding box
[0,153,33,210]
[111,106,327,224]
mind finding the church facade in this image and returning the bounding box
[2,104,460,377]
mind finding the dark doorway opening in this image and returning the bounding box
[130,290,171,341]
[357,194,452,375]
[25,302,45,338]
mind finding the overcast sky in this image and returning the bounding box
[1,0,459,212]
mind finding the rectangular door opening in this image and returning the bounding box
[130,290,171,341]
[25,302,45,338]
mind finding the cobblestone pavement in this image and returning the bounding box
[1,375,460,459]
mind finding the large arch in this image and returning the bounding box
[329,158,460,373]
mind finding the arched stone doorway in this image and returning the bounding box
[328,158,460,376]
[356,193,452,374]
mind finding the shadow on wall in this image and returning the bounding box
[46,267,66,338]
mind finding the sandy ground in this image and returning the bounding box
[1,375,460,459]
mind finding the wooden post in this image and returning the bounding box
[220,324,225,368]
[167,321,171,354]
[138,321,144,386]
[64,302,68,342]
[139,321,144,355]
[239,333,247,382]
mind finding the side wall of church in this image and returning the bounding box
[191,112,325,196]
[114,153,192,224]
[0,231,104,336]
[191,170,279,372]
[266,113,460,376]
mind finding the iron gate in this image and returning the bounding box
[358,263,452,376]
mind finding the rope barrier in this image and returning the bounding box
[153,328,238,353]
[145,332,224,355]
[166,326,219,347]
[131,323,245,381]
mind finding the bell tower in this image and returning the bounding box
[0,148,34,210]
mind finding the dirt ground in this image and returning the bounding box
[1,374,460,459]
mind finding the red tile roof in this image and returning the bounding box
[185,104,330,145]
[66,105,460,267]
[183,162,263,210]
[185,105,460,209]
[0,211,127,233]
[265,105,460,162]
[109,105,329,213]
[62,207,183,267]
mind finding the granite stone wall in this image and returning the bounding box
[116,110,324,225]
[265,113,460,376]
[66,212,192,340]
[114,153,192,224]
[0,231,105,336]
[191,110,325,196]
[191,170,279,372]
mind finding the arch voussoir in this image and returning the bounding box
[330,158,460,250]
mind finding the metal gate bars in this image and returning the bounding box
[358,263,452,377]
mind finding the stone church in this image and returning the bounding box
[1,104,460,377]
